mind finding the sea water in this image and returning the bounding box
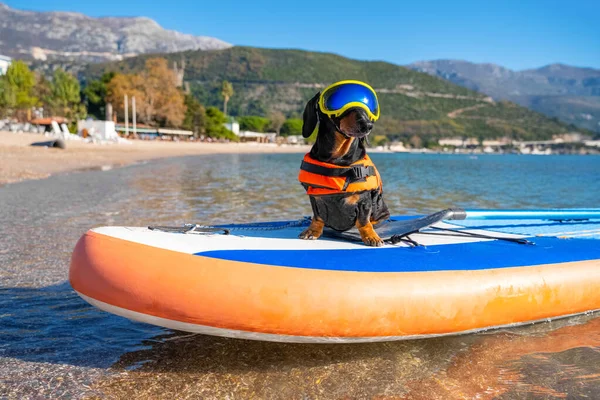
[1,153,599,398]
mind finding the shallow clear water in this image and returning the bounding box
[1,153,600,398]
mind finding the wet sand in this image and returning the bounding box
[0,131,310,186]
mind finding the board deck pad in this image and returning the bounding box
[322,208,466,243]
[176,214,600,272]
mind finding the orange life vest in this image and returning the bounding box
[298,153,382,196]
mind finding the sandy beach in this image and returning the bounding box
[0,131,311,186]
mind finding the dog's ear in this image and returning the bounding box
[302,92,320,138]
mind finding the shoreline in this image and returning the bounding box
[0,131,311,186]
[3,131,598,187]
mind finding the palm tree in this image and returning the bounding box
[221,80,233,116]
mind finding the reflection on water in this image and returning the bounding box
[1,153,600,398]
[402,315,600,399]
[0,283,162,368]
[0,284,163,397]
[93,313,600,399]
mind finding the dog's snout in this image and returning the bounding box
[338,108,374,138]
[357,118,373,133]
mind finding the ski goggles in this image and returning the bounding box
[318,80,380,122]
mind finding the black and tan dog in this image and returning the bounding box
[298,91,390,246]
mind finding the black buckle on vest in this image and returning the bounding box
[342,165,374,190]
[345,165,375,183]
[350,165,367,180]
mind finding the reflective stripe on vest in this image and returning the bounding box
[298,153,382,196]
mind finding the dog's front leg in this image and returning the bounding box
[357,221,384,247]
[299,216,324,240]
[356,203,384,247]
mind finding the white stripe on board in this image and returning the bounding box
[90,222,525,256]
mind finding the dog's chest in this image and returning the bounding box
[309,193,366,232]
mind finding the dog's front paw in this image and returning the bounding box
[299,218,324,240]
[359,229,384,247]
[299,227,322,240]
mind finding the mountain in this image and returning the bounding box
[0,3,230,63]
[408,60,600,132]
[82,46,587,141]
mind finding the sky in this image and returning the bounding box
[6,0,600,70]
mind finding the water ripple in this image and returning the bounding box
[1,152,599,398]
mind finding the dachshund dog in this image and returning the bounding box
[298,91,390,246]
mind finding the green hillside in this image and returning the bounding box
[83,46,587,141]
[515,95,600,133]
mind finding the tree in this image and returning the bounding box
[106,58,185,127]
[83,72,115,119]
[205,106,238,141]
[269,111,285,135]
[0,78,15,115]
[280,118,303,136]
[372,135,388,147]
[35,73,52,111]
[182,94,206,137]
[4,60,37,118]
[50,69,85,118]
[138,58,185,126]
[238,115,270,132]
[221,80,233,116]
[409,135,423,149]
[106,73,142,120]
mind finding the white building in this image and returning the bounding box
[584,140,600,148]
[285,135,304,145]
[224,121,240,135]
[438,137,465,147]
[237,130,277,143]
[77,119,119,141]
[0,55,11,75]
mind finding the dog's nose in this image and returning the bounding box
[359,119,373,132]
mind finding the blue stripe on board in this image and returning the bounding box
[195,237,600,272]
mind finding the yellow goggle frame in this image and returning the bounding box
[318,80,380,122]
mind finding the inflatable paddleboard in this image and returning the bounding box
[69,209,600,343]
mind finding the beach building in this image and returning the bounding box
[0,55,11,75]
[223,119,277,143]
[438,137,465,147]
[237,131,277,143]
[114,124,193,140]
[78,120,119,141]
[584,140,600,148]
[552,132,592,143]
[438,137,480,148]
[224,121,240,135]
[285,135,304,145]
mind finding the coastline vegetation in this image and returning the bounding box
[3,46,596,147]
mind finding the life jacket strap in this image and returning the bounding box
[300,161,376,190]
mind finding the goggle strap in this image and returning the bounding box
[315,94,320,125]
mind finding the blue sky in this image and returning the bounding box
[7,0,600,70]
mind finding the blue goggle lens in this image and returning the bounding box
[322,83,379,116]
